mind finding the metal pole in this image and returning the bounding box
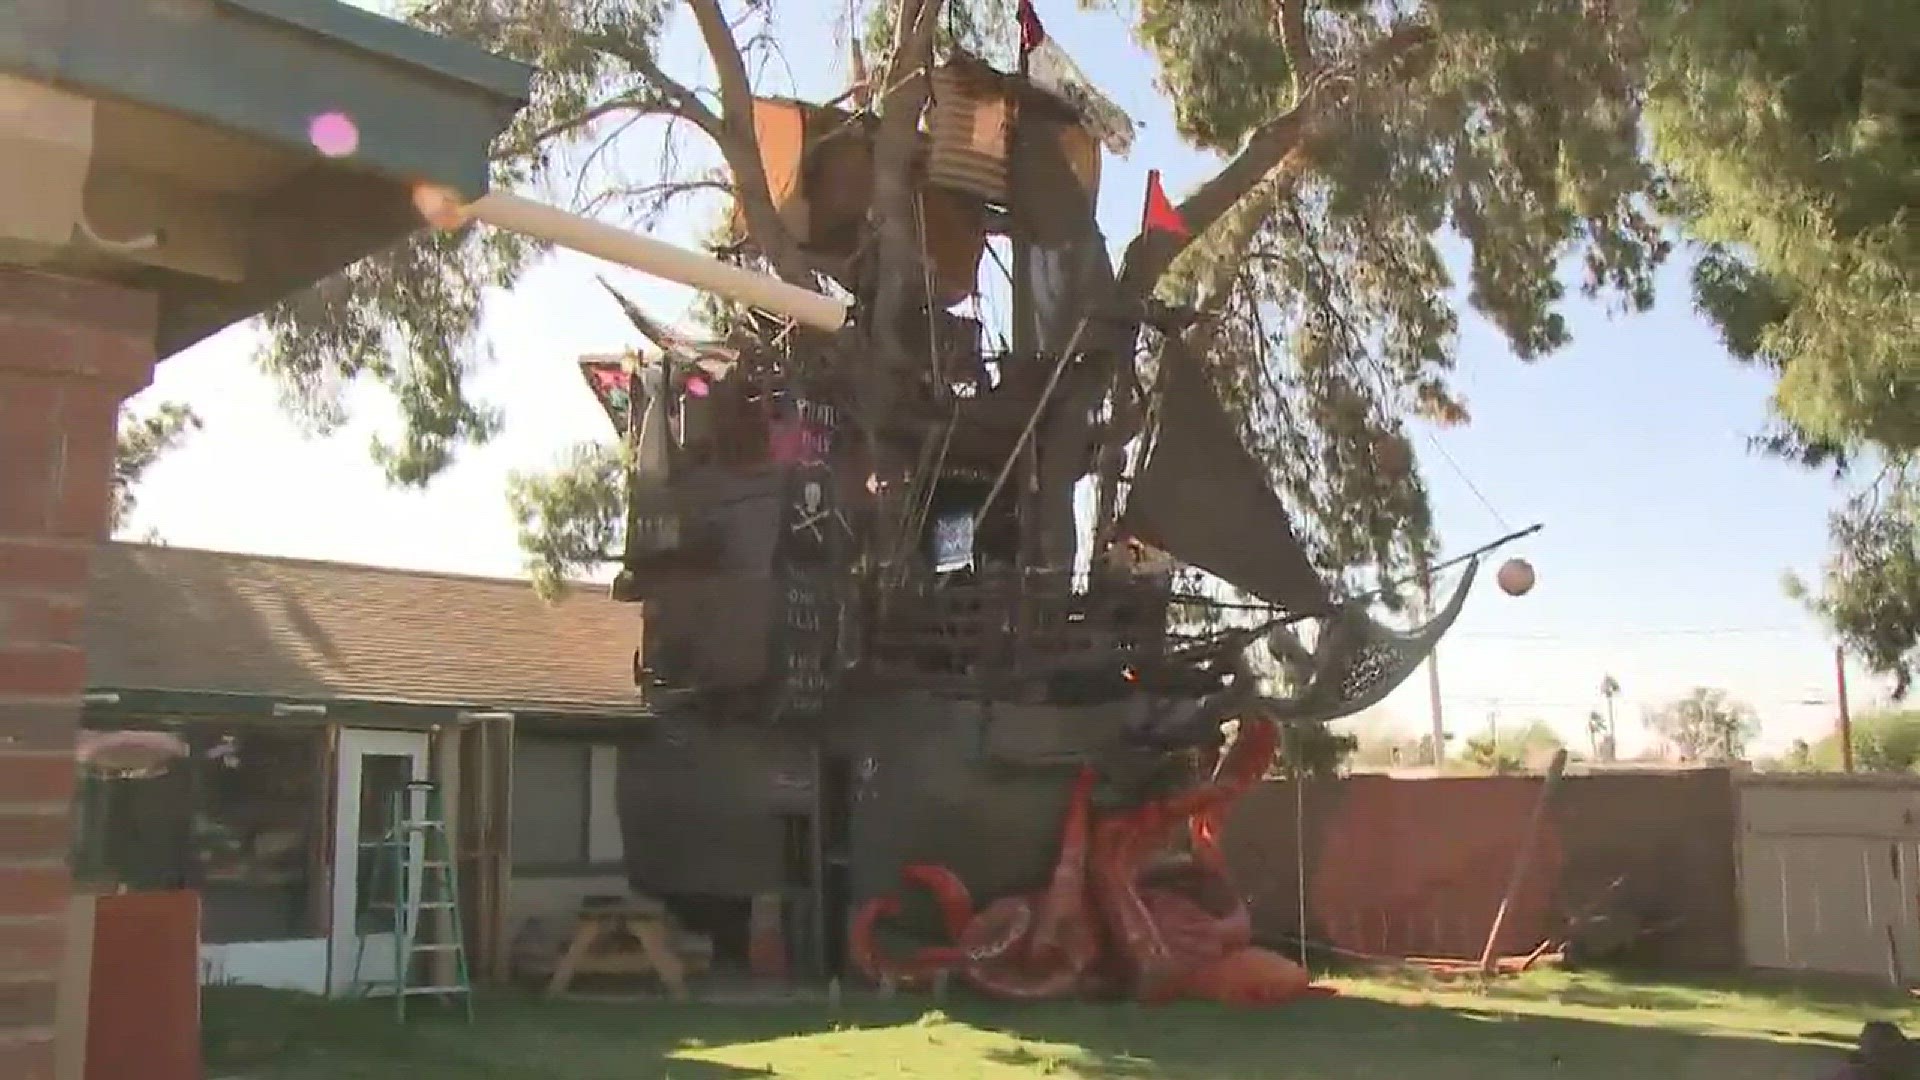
[1835,644,1854,773]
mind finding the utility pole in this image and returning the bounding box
[1835,644,1854,773]
[1426,650,1445,768]
[1421,564,1446,769]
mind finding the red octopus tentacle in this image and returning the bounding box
[848,863,978,987]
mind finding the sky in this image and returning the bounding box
[120,2,1891,757]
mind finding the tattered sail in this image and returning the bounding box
[1120,338,1332,614]
[1017,0,1136,155]
[1266,559,1480,723]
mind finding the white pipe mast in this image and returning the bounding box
[416,187,849,332]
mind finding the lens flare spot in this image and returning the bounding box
[307,111,359,158]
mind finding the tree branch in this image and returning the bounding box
[652,0,810,286]
[869,0,947,369]
[578,178,733,222]
[587,34,725,140]
[524,93,677,150]
[1276,0,1318,92]
[1117,21,1436,298]
[688,0,764,144]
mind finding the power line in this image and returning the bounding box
[1451,626,1809,641]
[1428,696,1845,710]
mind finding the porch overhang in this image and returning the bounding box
[82,687,657,736]
[0,0,532,356]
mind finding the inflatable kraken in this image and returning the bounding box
[850,707,1325,1006]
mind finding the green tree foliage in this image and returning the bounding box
[1758,710,1920,774]
[1813,708,1920,773]
[233,0,1666,591]
[111,402,202,533]
[1461,718,1563,774]
[256,0,677,486]
[1786,466,1920,693]
[1132,0,1663,586]
[505,441,629,599]
[1646,0,1917,452]
[1839,709,1920,773]
[1641,0,1919,688]
[1270,722,1359,779]
[1643,687,1760,763]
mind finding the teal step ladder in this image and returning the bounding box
[352,779,474,1021]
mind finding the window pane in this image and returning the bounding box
[354,753,415,934]
[510,738,589,867]
[193,727,327,944]
[71,753,194,892]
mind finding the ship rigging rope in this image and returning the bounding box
[1162,522,1542,666]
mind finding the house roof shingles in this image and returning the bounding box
[85,542,644,715]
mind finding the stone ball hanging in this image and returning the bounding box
[1497,557,1536,597]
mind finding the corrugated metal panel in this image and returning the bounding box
[928,62,1010,203]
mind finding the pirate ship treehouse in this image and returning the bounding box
[572,38,1508,995]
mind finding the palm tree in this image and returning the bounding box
[1599,675,1621,762]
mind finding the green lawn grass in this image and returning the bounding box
[203,969,1917,1079]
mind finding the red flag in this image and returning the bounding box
[1017,0,1046,57]
[1142,170,1189,238]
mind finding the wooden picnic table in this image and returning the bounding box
[544,896,690,1001]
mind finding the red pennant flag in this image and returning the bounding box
[1143,170,1189,238]
[1017,0,1046,57]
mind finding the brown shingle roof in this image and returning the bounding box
[84,542,644,714]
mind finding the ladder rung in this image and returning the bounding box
[410,943,464,953]
[401,986,471,996]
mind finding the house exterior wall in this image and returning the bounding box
[0,269,155,1080]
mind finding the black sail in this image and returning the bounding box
[1120,339,1332,614]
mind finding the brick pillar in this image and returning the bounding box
[0,269,155,1080]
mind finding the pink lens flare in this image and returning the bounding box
[307,111,360,158]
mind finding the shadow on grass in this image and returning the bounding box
[203,987,859,1079]
[203,978,1883,1080]
[943,994,1850,1080]
[1350,962,1913,1029]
